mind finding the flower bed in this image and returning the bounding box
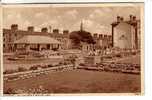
[4,64,74,82]
[78,62,140,74]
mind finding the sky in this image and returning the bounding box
[3,4,141,35]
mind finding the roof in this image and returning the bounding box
[14,35,61,44]
[3,28,69,38]
[111,20,140,26]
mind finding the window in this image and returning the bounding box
[14,33,17,37]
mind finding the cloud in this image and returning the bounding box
[6,14,14,19]
[83,19,94,28]
[65,9,78,19]
[34,12,50,24]
[35,12,44,18]
[84,19,111,34]
[94,9,103,15]
[72,19,111,34]
[89,9,104,19]
[3,6,140,34]
[89,14,94,19]
[57,15,61,19]
[24,20,32,27]
[4,13,24,29]
[16,14,21,19]
[48,20,59,25]
[36,19,61,31]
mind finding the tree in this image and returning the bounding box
[69,30,95,46]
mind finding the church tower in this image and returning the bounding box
[80,20,83,31]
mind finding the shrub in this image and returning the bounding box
[104,67,111,72]
[4,88,16,94]
[131,52,136,55]
[63,62,68,65]
[29,66,38,70]
[115,54,122,58]
[41,65,48,69]
[79,63,85,66]
[18,67,27,72]
[52,48,58,51]
[7,75,19,80]
[3,69,17,74]
[100,57,104,61]
[105,55,113,59]
[96,62,103,66]
[48,64,53,67]
[58,62,63,65]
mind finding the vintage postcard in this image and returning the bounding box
[0,4,2,96]
[2,3,144,96]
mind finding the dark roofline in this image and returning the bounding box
[3,28,69,38]
[111,19,140,27]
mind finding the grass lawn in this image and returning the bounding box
[4,69,141,94]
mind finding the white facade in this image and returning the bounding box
[114,22,133,49]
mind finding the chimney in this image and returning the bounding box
[99,34,103,39]
[108,35,112,41]
[27,26,34,32]
[120,17,124,21]
[11,24,18,31]
[133,16,136,21]
[49,26,52,32]
[117,16,121,22]
[41,27,48,33]
[63,30,69,35]
[110,35,112,40]
[104,35,108,39]
[130,15,133,21]
[53,29,59,34]
[93,33,98,38]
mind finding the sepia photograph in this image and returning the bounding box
[2,3,144,95]
[0,4,2,96]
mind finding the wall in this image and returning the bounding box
[114,22,132,49]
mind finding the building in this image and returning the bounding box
[3,24,69,52]
[13,35,61,51]
[3,23,112,53]
[111,15,140,49]
[93,33,112,50]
